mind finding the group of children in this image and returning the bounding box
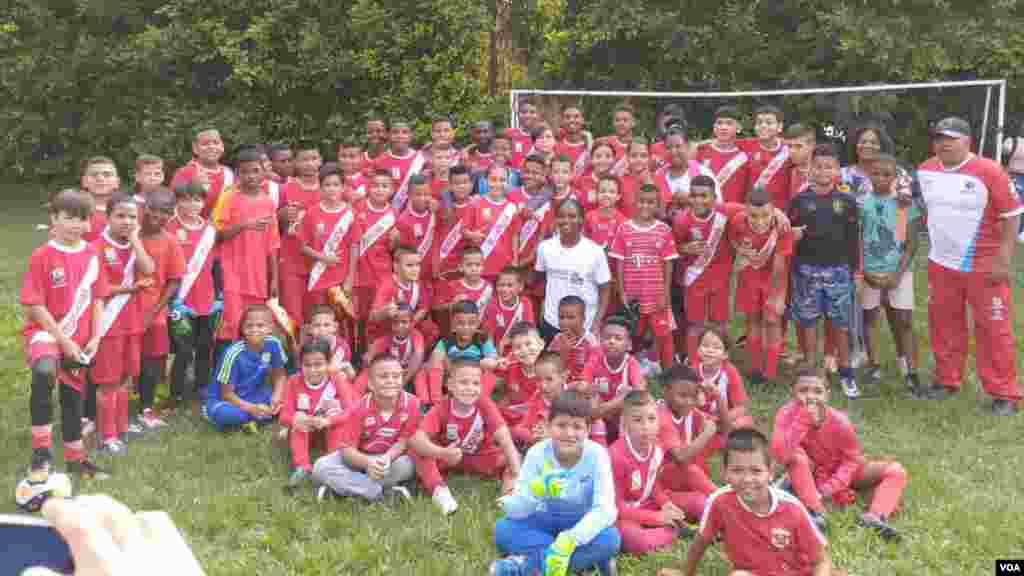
[20,100,923,575]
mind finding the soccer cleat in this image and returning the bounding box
[67,459,110,480]
[840,376,860,399]
[864,365,883,385]
[315,484,331,503]
[431,485,459,515]
[489,555,529,576]
[139,409,168,430]
[542,533,576,576]
[124,421,146,439]
[287,467,309,489]
[990,399,1019,417]
[242,421,259,435]
[857,513,900,541]
[97,439,127,456]
[385,485,413,505]
[15,472,73,512]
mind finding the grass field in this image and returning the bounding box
[1,187,1022,576]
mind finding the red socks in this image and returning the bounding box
[98,387,118,441]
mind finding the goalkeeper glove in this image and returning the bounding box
[542,532,577,576]
[529,459,569,499]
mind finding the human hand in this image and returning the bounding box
[791,225,806,241]
[683,241,705,256]
[82,338,100,361]
[442,446,463,467]
[659,502,687,527]
[59,338,84,365]
[700,417,718,438]
[133,277,154,291]
[773,207,792,233]
[367,455,390,480]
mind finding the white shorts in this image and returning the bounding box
[862,270,914,311]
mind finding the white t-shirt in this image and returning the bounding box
[535,236,611,331]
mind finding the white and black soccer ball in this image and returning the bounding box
[15,472,73,512]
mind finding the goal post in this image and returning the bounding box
[510,79,1007,161]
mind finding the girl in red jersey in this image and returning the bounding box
[583,175,626,251]
[573,140,616,213]
[692,326,753,466]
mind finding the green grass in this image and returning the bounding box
[2,188,1022,575]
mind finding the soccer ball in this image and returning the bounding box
[15,472,73,512]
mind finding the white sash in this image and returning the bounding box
[265,180,280,208]
[455,410,485,454]
[624,445,665,508]
[480,202,518,260]
[684,212,727,287]
[177,225,216,301]
[733,227,778,272]
[699,364,729,415]
[519,201,551,247]
[400,281,421,311]
[754,146,789,190]
[573,145,590,177]
[417,213,436,259]
[712,151,748,189]
[29,254,100,347]
[475,282,494,311]
[391,152,426,211]
[438,219,464,262]
[313,379,340,416]
[359,211,396,257]
[308,210,355,290]
[610,154,628,177]
[330,343,350,370]
[223,167,235,189]
[389,335,415,367]
[96,251,137,341]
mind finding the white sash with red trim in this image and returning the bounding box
[439,218,464,262]
[698,363,729,415]
[475,282,494,312]
[177,224,216,301]
[733,227,778,272]
[312,378,340,416]
[29,252,100,348]
[96,241,137,341]
[308,209,355,290]
[610,154,628,177]
[391,152,426,211]
[754,146,789,190]
[519,201,551,247]
[624,444,664,508]
[330,343,351,372]
[389,335,415,367]
[417,213,436,259]
[223,167,235,189]
[711,151,748,189]
[265,179,279,208]
[479,202,518,260]
[400,281,421,311]
[573,145,590,177]
[452,409,485,454]
[684,212,727,287]
[359,211,396,257]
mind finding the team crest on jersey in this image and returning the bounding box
[50,267,67,288]
[963,180,977,194]
[595,377,610,395]
[630,470,642,491]
[832,198,845,215]
[391,167,401,180]
[414,223,423,237]
[176,229,188,243]
[104,247,118,264]
[261,352,271,365]
[446,423,459,441]
[770,528,792,549]
[297,393,311,412]
[482,207,492,220]
[991,297,1006,321]
[692,229,703,241]
[365,416,376,427]
[496,315,505,327]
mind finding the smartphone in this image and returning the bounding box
[0,514,74,575]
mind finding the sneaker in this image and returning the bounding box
[809,510,828,533]
[124,421,146,439]
[385,484,413,505]
[489,555,529,576]
[67,459,110,480]
[840,376,860,399]
[15,471,72,512]
[315,484,332,503]
[990,398,1019,417]
[605,557,619,576]
[857,513,900,541]
[97,439,127,456]
[923,385,957,401]
[287,467,309,489]
[865,365,883,385]
[431,485,459,515]
[139,409,168,430]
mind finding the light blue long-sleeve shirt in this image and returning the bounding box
[499,438,618,546]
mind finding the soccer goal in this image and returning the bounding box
[510,79,1007,163]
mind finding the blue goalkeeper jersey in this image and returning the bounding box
[209,337,287,405]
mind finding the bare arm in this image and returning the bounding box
[268,253,279,299]
[595,282,610,325]
[493,426,522,477]
[28,305,72,349]
[408,429,449,459]
[667,424,717,465]
[129,232,156,276]
[813,550,834,576]
[683,534,710,576]
[270,366,287,407]
[341,445,373,472]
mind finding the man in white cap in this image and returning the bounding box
[916,117,1021,415]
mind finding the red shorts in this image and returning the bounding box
[219,292,266,340]
[637,309,675,338]
[90,335,141,384]
[354,286,375,321]
[735,270,780,318]
[26,338,86,391]
[142,321,170,359]
[279,273,309,325]
[686,284,729,323]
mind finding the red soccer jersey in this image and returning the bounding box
[421,397,506,456]
[301,203,355,292]
[374,149,423,211]
[739,138,792,211]
[513,391,552,445]
[353,202,397,288]
[92,232,144,336]
[672,206,741,290]
[583,208,626,250]
[696,143,751,205]
[482,297,534,352]
[214,191,280,298]
[697,361,747,418]
[262,178,283,209]
[469,195,522,277]
[649,140,669,172]
[608,220,678,313]
[396,207,438,283]
[369,330,425,370]
[345,173,368,204]
[21,241,109,345]
[572,172,602,214]
[436,201,473,278]
[555,139,590,178]
[84,207,107,243]
[325,334,354,372]
[171,160,236,216]
[656,401,711,454]
[371,275,431,336]
[361,150,384,176]
[517,191,555,268]
[279,180,320,279]
[727,211,794,288]
[771,400,865,499]
[700,487,826,576]
[618,172,671,220]
[599,136,630,176]
[279,373,356,429]
[340,391,421,455]
[441,277,494,311]
[610,436,669,520]
[549,331,601,382]
[464,148,496,174]
[504,127,534,169]
[139,231,187,328]
[166,217,216,315]
[502,363,542,415]
[582,353,645,404]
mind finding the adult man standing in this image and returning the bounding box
[916,117,1021,415]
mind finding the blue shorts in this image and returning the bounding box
[791,264,853,328]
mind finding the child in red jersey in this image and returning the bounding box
[375,119,426,212]
[133,154,165,197]
[583,175,626,250]
[268,143,294,184]
[506,98,541,169]
[310,354,419,503]
[555,105,591,178]
[411,359,522,515]
[548,295,601,385]
[79,156,121,242]
[170,128,235,216]
[603,103,636,177]
[91,193,155,455]
[435,165,476,282]
[425,300,499,407]
[428,147,455,201]
[483,267,535,357]
[612,390,690,555]
[739,105,791,211]
[656,365,719,516]
[304,305,356,381]
[574,140,616,213]
[730,186,794,386]
[438,247,494,314]
[213,148,280,344]
[359,305,426,395]
[277,145,322,325]
[337,141,368,203]
[582,316,645,443]
[167,183,219,411]
[609,184,678,370]
[464,120,497,175]
[693,326,753,461]
[353,169,398,332]
[771,367,906,540]
[499,322,545,426]
[466,164,522,285]
[20,190,110,485]
[396,175,439,285]
[696,106,751,205]
[369,245,438,346]
[423,116,461,175]
[550,153,576,207]
[281,337,356,489]
[529,123,558,165]
[135,189,186,430]
[301,164,356,311]
[511,351,564,447]
[518,154,555,313]
[658,428,843,576]
[618,140,670,220]
[362,116,389,173]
